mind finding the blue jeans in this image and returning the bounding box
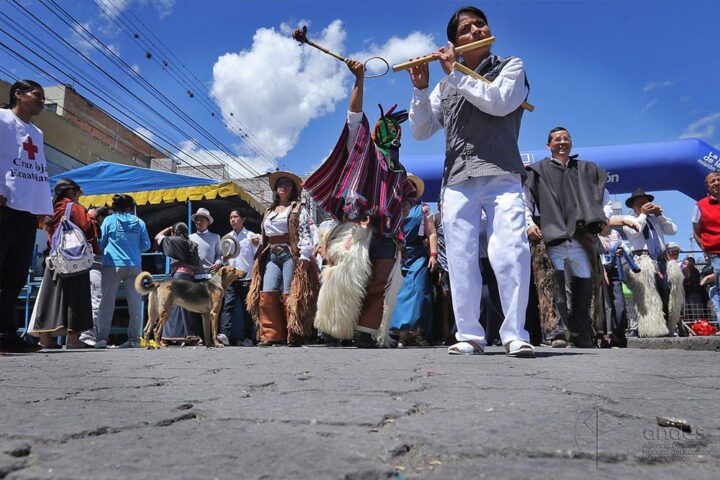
[709,254,720,323]
[262,248,294,294]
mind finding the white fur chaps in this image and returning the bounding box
[623,254,669,337]
[314,222,373,340]
[666,259,685,333]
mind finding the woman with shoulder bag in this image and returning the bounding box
[28,179,99,348]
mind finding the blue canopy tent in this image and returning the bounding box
[402,138,720,202]
[49,161,264,235]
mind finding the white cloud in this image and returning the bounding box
[97,0,175,19]
[133,126,154,143]
[642,79,679,93]
[211,21,436,161]
[680,112,720,140]
[152,0,176,19]
[641,98,658,112]
[69,22,120,57]
[175,140,276,179]
[131,64,141,74]
[350,31,437,76]
[211,20,349,159]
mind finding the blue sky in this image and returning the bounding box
[1,0,719,251]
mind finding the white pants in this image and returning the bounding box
[443,174,531,347]
[547,239,592,278]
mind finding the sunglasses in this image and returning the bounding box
[276,180,294,188]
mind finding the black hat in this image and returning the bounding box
[625,188,655,208]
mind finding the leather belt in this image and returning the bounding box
[632,249,649,256]
[268,234,290,245]
[270,245,289,255]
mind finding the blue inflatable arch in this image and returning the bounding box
[401,138,720,202]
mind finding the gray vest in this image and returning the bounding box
[439,55,528,186]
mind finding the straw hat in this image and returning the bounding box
[407,173,425,198]
[269,171,303,193]
[191,207,214,225]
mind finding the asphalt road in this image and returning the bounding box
[1,346,718,479]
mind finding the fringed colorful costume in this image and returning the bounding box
[304,106,416,347]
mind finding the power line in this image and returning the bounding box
[93,0,279,166]
[0,38,221,180]
[8,0,261,178]
[41,0,269,177]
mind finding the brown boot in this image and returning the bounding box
[258,291,286,346]
[283,293,303,346]
[356,259,396,344]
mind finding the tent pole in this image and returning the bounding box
[188,200,193,234]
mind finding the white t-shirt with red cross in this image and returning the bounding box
[0,109,53,215]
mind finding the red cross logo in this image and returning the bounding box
[22,137,39,161]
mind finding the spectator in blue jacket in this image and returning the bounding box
[95,194,151,348]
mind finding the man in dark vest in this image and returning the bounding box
[525,127,612,348]
[407,6,534,357]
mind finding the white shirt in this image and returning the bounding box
[189,229,222,278]
[623,213,677,251]
[692,205,702,223]
[0,109,52,215]
[409,57,529,141]
[263,206,313,260]
[226,227,257,281]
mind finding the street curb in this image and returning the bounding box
[627,336,720,351]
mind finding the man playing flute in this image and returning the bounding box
[407,6,534,356]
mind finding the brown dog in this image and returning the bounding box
[135,266,245,348]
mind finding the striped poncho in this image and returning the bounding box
[304,114,416,241]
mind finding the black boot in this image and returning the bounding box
[353,330,378,349]
[569,277,594,348]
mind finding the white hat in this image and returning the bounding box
[220,234,241,260]
[665,242,681,252]
[191,207,213,225]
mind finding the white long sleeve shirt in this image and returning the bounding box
[225,227,258,281]
[623,212,677,251]
[409,57,529,141]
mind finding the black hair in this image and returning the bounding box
[93,206,111,219]
[270,180,300,210]
[230,208,246,219]
[111,194,135,213]
[52,178,81,204]
[172,222,189,238]
[446,6,488,43]
[4,79,43,109]
[547,126,570,143]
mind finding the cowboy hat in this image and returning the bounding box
[665,241,681,252]
[220,234,241,260]
[625,188,655,208]
[407,174,425,199]
[269,171,303,193]
[191,207,214,225]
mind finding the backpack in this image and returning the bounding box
[45,202,94,278]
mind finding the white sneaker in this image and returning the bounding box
[79,332,96,346]
[94,339,107,349]
[217,333,230,346]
